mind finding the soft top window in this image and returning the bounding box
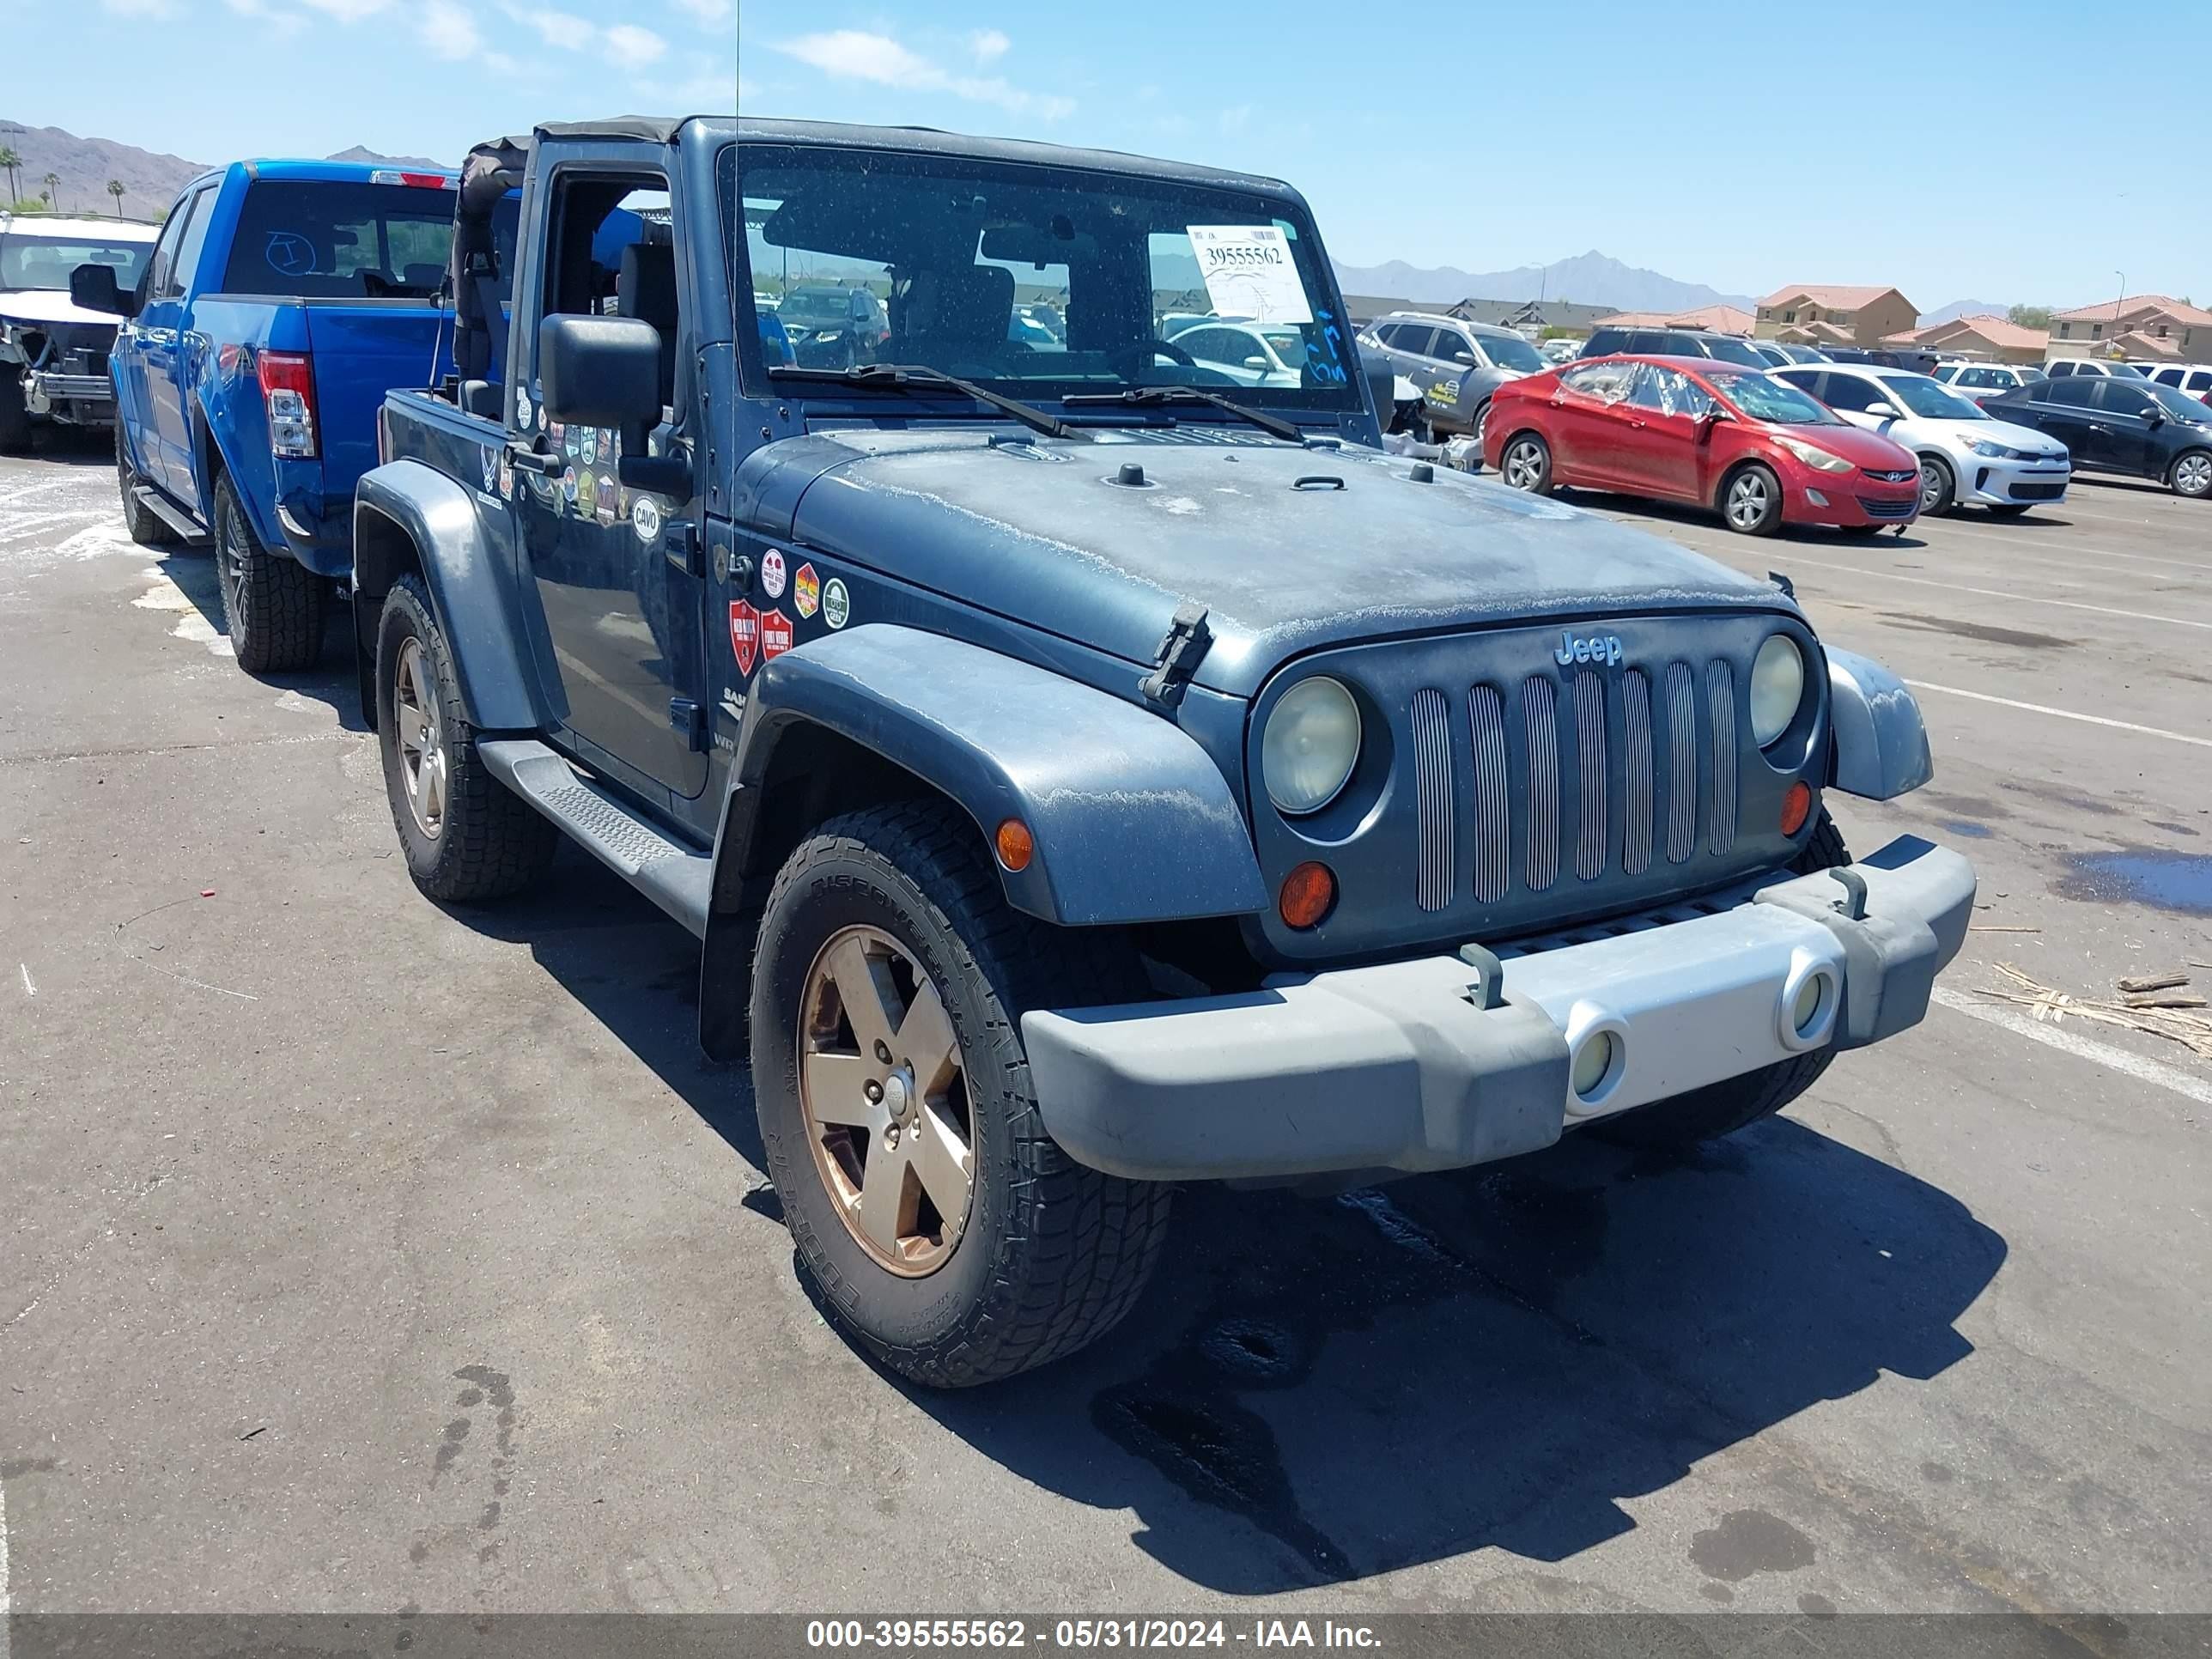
[221,180,458,299]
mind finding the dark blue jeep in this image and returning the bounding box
[353,116,1974,1387]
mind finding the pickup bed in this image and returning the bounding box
[82,160,462,672]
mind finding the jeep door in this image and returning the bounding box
[509,152,710,800]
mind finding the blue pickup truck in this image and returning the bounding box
[76,160,464,672]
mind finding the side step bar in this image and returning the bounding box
[476,739,713,939]
[134,485,211,547]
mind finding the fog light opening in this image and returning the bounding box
[1804,488,1829,508]
[1571,1030,1619,1103]
[1778,962,1841,1051]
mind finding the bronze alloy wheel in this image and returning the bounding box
[392,635,448,840]
[798,924,975,1277]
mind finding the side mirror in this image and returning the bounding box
[1868,400,1900,419]
[2145,410,2166,428]
[70,262,131,317]
[538,313,687,493]
[1243,356,1269,372]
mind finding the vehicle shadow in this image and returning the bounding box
[904,1113,2005,1593]
[152,546,369,732]
[1565,487,1933,550]
[436,854,2006,1595]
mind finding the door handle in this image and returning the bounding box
[137,327,177,347]
[1628,418,1647,428]
[507,444,559,475]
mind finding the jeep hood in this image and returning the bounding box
[750,428,1792,698]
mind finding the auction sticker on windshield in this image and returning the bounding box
[1188,225,1312,325]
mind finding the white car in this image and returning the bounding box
[2043,357,2144,380]
[1166,318,1306,387]
[2138,362,2212,402]
[1933,361,2045,408]
[1773,363,2072,516]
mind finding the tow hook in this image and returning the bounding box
[1832,868,1869,921]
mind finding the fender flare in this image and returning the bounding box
[715,623,1267,929]
[1826,647,1933,800]
[351,459,550,732]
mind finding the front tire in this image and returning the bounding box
[2170,449,2212,500]
[1720,461,1784,537]
[115,422,179,546]
[1591,812,1850,1149]
[215,472,326,673]
[374,575,557,902]
[0,375,32,454]
[749,801,1172,1388]
[1499,431,1553,494]
[1917,454,1957,516]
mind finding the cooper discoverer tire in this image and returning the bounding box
[115,422,179,546]
[374,574,557,902]
[1589,811,1851,1150]
[0,375,33,454]
[216,471,326,673]
[749,801,1172,1388]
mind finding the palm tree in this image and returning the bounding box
[43,172,60,213]
[0,148,22,208]
[106,178,125,219]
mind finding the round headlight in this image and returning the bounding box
[1263,678,1362,817]
[1749,635,1806,748]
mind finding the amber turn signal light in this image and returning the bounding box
[1780,781,1814,837]
[994,818,1034,872]
[1279,861,1337,930]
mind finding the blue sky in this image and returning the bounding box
[9,0,2207,310]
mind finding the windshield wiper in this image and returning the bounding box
[769,363,1065,438]
[1062,386,1305,445]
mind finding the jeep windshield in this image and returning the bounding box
[723,144,1358,416]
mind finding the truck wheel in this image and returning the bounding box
[374,574,558,902]
[215,473,326,673]
[115,422,179,546]
[1590,811,1850,1150]
[749,801,1173,1388]
[0,375,31,455]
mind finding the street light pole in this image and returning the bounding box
[2113,270,2126,356]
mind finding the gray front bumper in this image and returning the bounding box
[1024,836,1974,1182]
[25,371,115,419]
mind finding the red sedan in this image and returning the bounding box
[1480,356,1923,536]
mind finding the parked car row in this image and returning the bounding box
[0,211,160,453]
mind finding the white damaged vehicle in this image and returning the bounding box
[1774,362,2072,517]
[0,213,159,452]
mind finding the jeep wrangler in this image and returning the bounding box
[349,117,1974,1387]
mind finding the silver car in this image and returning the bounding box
[1357,311,1547,447]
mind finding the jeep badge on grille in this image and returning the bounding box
[1554,632,1625,667]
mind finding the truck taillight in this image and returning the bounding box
[258,350,319,459]
[370,169,457,189]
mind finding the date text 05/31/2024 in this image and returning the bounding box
[805,1620,1382,1650]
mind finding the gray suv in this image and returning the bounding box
[1579,325,1774,368]
[1359,311,1547,445]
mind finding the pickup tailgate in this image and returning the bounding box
[303,301,447,501]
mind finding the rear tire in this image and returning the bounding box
[1499,431,1553,494]
[374,574,558,902]
[0,375,31,455]
[2170,449,2212,500]
[1589,812,1850,1149]
[115,422,179,547]
[215,472,326,673]
[1720,461,1784,537]
[1917,454,1957,516]
[749,801,1172,1388]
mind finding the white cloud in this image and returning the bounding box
[299,0,391,20]
[775,28,1073,121]
[968,28,1009,64]
[503,3,596,50]
[605,22,667,68]
[223,0,307,32]
[419,0,482,60]
[672,0,730,21]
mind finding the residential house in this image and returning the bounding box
[1754,284,1919,348]
[2045,295,2212,362]
[1338,294,1614,336]
[1591,304,1757,336]
[1881,313,2048,366]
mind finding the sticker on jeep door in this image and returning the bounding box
[729,600,760,675]
[760,608,794,662]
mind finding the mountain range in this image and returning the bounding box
[1332,250,1757,314]
[1,119,450,219]
[1916,298,2018,326]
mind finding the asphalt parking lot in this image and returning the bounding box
[2,432,2207,1625]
